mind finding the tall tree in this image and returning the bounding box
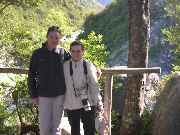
[120,0,150,135]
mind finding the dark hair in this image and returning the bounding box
[70,41,84,50]
[42,26,62,47]
[46,26,62,37]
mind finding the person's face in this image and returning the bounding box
[70,45,84,61]
[47,31,62,47]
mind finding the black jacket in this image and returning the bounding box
[28,46,71,98]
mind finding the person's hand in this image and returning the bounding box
[32,97,39,105]
[96,68,102,79]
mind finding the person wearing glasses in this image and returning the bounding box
[63,41,104,135]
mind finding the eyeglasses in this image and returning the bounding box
[71,50,82,53]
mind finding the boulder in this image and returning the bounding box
[152,73,180,135]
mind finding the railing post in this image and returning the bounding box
[104,74,113,135]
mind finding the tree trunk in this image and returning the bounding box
[120,0,150,135]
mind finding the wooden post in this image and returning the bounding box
[0,67,28,74]
[104,74,113,135]
[101,67,161,75]
[0,67,161,75]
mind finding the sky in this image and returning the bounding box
[99,0,112,6]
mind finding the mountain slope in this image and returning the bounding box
[83,0,174,73]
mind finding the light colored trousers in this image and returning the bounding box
[39,95,64,135]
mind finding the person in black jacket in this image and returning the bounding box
[28,26,71,135]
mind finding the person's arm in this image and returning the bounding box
[28,51,39,100]
[87,63,103,109]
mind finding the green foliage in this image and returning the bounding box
[161,0,180,109]
[0,76,38,134]
[0,102,7,129]
[13,76,38,124]
[163,0,180,66]
[140,109,153,135]
[81,32,109,67]
[172,65,180,72]
[0,0,42,13]
[44,8,74,34]
[162,66,180,83]
[0,0,103,68]
[0,0,42,7]
[0,6,43,67]
[111,110,121,135]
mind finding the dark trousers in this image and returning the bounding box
[67,107,96,135]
